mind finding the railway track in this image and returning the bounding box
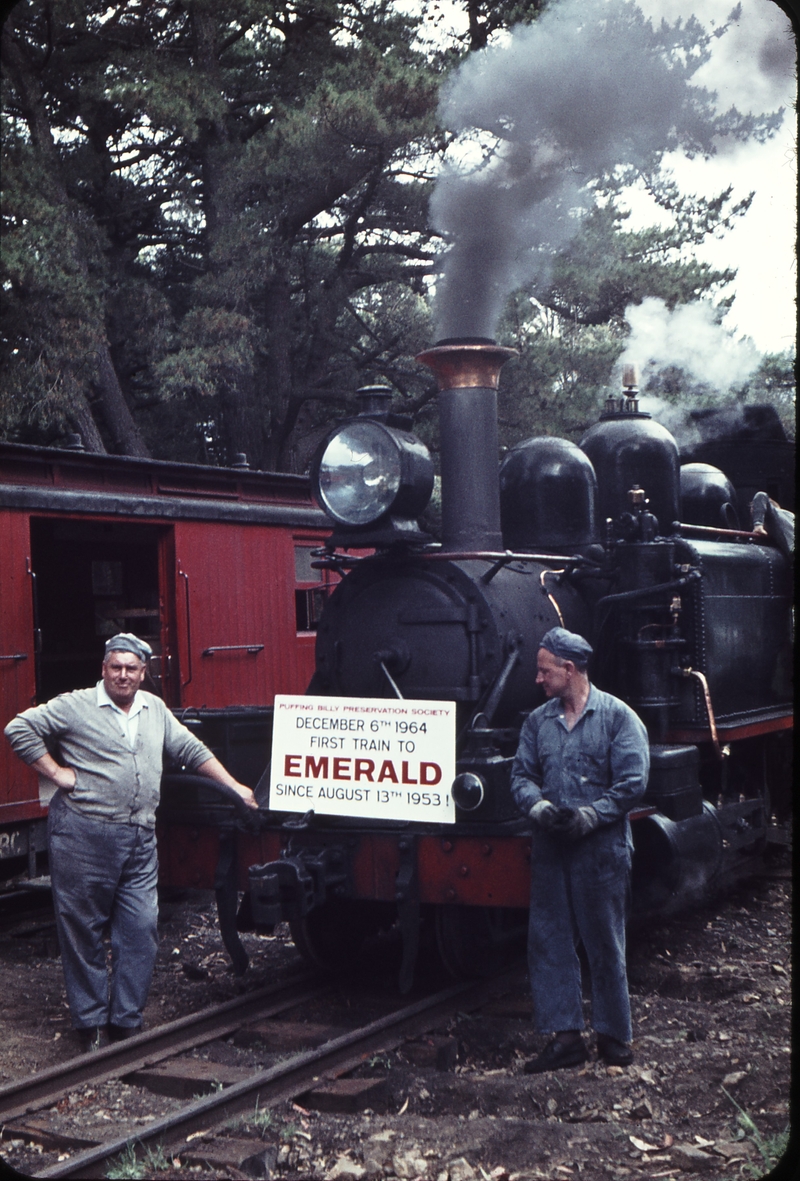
[0,971,329,1125]
[0,865,790,1181]
[11,969,521,1179]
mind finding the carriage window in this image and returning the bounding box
[294,546,322,585]
[294,544,329,632]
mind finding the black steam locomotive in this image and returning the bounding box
[246,339,793,988]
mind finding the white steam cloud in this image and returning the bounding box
[431,0,784,340]
[620,296,761,392]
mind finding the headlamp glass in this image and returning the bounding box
[317,421,402,526]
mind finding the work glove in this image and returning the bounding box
[529,800,573,832]
[561,805,600,841]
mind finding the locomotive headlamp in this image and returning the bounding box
[450,772,485,812]
[312,419,434,528]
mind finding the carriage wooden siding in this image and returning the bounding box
[0,442,334,831]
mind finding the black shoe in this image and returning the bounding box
[108,1023,142,1042]
[523,1037,588,1074]
[597,1034,633,1065]
[78,1026,108,1053]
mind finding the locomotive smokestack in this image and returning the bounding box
[416,338,517,552]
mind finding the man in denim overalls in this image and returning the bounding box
[511,627,649,1072]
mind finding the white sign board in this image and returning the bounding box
[270,695,456,823]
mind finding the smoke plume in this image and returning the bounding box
[621,296,761,391]
[431,0,783,340]
[618,296,762,447]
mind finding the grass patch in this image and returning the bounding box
[721,1086,791,1175]
[106,1141,172,1179]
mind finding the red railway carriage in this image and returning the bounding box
[0,440,334,886]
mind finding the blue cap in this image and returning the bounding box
[539,627,592,665]
[104,633,153,662]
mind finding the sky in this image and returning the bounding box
[420,0,797,356]
[630,0,797,356]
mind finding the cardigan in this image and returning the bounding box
[5,686,213,827]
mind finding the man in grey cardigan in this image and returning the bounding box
[5,633,257,1052]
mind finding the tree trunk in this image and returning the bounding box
[92,345,151,458]
[66,388,107,454]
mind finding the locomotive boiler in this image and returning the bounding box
[246,339,793,987]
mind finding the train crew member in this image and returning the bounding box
[4,633,257,1053]
[510,626,649,1073]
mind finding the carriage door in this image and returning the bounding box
[28,519,179,705]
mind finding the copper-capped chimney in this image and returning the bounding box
[416,337,517,552]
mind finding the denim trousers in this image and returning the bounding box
[528,823,632,1043]
[48,790,159,1030]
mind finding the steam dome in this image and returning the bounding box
[680,463,740,530]
[500,437,598,552]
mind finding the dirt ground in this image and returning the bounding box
[0,849,792,1181]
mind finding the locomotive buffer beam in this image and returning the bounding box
[249,846,349,931]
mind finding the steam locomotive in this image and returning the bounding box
[243,339,793,989]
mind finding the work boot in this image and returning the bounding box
[108,1023,142,1042]
[78,1026,108,1053]
[523,1034,588,1074]
[597,1034,633,1065]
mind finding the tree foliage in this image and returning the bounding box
[2,0,443,466]
[1,0,789,468]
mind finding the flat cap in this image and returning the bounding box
[539,627,592,665]
[104,633,153,662]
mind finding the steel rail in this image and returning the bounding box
[0,972,327,1125]
[35,969,522,1179]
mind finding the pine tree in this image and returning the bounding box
[2,0,442,464]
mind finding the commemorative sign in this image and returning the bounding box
[270,695,456,823]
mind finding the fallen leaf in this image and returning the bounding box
[398,1096,409,1114]
[770,963,786,975]
[663,1134,674,1148]
[630,1100,654,1119]
[712,1141,752,1159]
[606,1065,624,1077]
[673,1144,715,1167]
[722,1071,748,1086]
[630,1136,659,1153]
[693,1136,715,1148]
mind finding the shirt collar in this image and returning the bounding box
[546,682,597,724]
[96,680,145,718]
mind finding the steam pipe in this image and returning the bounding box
[416,340,517,553]
[675,667,731,762]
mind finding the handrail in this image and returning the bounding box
[26,557,42,701]
[201,644,265,656]
[177,562,192,687]
[672,521,763,541]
